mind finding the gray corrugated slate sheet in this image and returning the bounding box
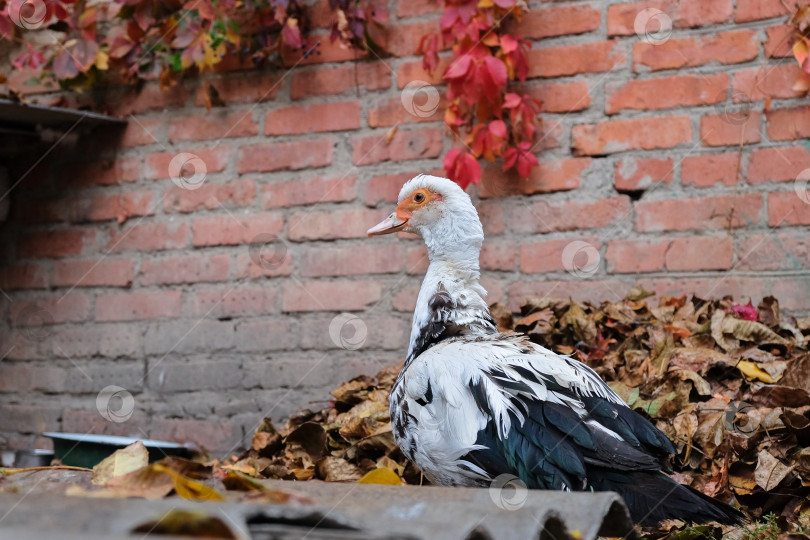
[0,478,636,539]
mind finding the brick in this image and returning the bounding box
[266,102,361,135]
[507,280,631,312]
[74,190,156,223]
[681,153,740,187]
[297,315,407,350]
[0,264,48,290]
[406,246,429,274]
[510,196,631,234]
[0,405,61,434]
[288,208,388,241]
[300,245,403,277]
[764,25,793,58]
[350,128,443,166]
[62,408,148,438]
[509,4,601,39]
[606,238,669,273]
[64,157,140,187]
[768,191,810,226]
[149,417,241,453]
[521,237,600,274]
[478,201,506,235]
[636,277,767,306]
[263,175,357,208]
[118,117,162,147]
[477,158,589,198]
[53,258,136,287]
[572,116,691,156]
[9,294,91,326]
[608,0,732,35]
[164,179,256,213]
[747,146,810,183]
[665,236,733,271]
[145,146,232,179]
[481,243,516,271]
[188,286,278,318]
[392,285,419,312]
[771,277,810,311]
[281,35,366,66]
[606,74,728,114]
[238,139,333,173]
[47,323,141,358]
[397,0,442,17]
[143,320,234,356]
[396,57,451,88]
[365,173,416,206]
[368,95,443,127]
[106,221,190,252]
[766,106,810,141]
[614,157,673,191]
[234,250,293,279]
[233,319,299,352]
[736,0,795,22]
[168,111,258,142]
[738,232,810,271]
[193,72,284,105]
[700,111,761,146]
[633,30,758,71]
[291,63,391,99]
[147,360,242,392]
[386,20,444,57]
[635,194,763,231]
[192,213,284,247]
[524,81,591,113]
[107,83,189,116]
[140,254,230,285]
[96,290,183,322]
[19,229,98,259]
[732,65,810,102]
[282,280,382,311]
[528,41,626,78]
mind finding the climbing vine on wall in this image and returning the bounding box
[420,0,541,189]
[0,0,313,90]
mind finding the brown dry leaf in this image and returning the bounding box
[285,422,327,460]
[754,450,795,491]
[104,464,175,499]
[131,509,236,538]
[316,456,362,482]
[559,300,597,344]
[92,441,149,486]
[489,302,513,331]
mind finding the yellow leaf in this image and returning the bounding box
[477,0,494,7]
[152,463,225,501]
[737,360,779,384]
[357,467,403,485]
[92,441,149,486]
[94,49,109,71]
[794,39,809,67]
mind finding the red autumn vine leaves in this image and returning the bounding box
[421,0,541,189]
[0,0,309,89]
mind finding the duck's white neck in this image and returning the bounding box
[406,244,496,363]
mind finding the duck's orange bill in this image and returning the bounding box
[367,212,408,236]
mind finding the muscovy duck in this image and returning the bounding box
[367,174,744,525]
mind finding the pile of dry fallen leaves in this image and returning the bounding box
[222,289,810,538]
[2,290,808,539]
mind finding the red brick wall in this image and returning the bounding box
[1,0,809,454]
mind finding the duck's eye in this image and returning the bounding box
[414,192,425,203]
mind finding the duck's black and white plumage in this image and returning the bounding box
[368,175,744,526]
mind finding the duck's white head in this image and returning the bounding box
[367,175,484,265]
